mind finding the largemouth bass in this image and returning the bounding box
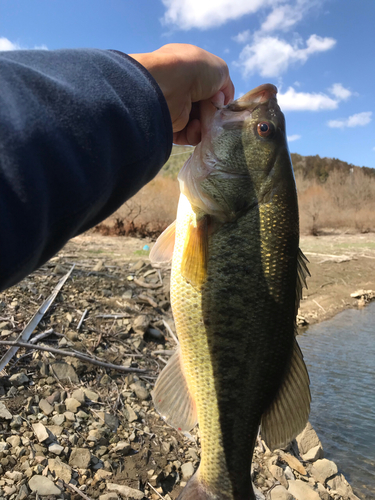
[150,84,310,500]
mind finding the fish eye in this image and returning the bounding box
[257,121,274,138]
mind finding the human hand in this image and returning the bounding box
[130,44,234,145]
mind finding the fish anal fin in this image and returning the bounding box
[149,220,176,264]
[181,216,208,288]
[152,347,197,432]
[261,339,311,450]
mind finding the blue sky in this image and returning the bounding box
[1,0,374,168]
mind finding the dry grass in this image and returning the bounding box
[96,164,375,238]
[94,175,179,237]
[297,169,375,234]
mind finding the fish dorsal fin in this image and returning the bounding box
[152,347,198,432]
[181,216,208,288]
[260,339,311,450]
[296,248,310,314]
[149,220,176,264]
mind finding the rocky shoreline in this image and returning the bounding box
[0,235,368,500]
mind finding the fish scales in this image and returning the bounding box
[151,84,310,500]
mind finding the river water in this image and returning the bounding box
[299,302,375,499]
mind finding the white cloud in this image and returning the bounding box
[161,0,272,30]
[287,134,301,142]
[328,83,352,101]
[0,37,21,51]
[261,4,304,32]
[328,112,372,129]
[237,34,336,77]
[0,36,47,51]
[233,30,251,44]
[278,87,338,111]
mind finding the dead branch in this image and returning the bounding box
[0,341,148,374]
[134,277,163,289]
[0,265,75,372]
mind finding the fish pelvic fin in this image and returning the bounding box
[149,220,176,264]
[152,347,197,432]
[181,215,209,289]
[261,339,311,450]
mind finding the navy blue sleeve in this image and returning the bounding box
[0,48,173,291]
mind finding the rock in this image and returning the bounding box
[315,482,331,500]
[66,330,79,341]
[5,471,23,481]
[32,422,49,442]
[254,485,266,500]
[0,441,8,453]
[52,414,65,426]
[104,413,119,431]
[269,464,288,489]
[6,436,21,448]
[107,483,144,499]
[162,441,171,454]
[269,485,294,500]
[283,466,295,481]
[64,411,76,421]
[124,404,138,423]
[48,457,72,483]
[310,459,338,484]
[4,485,17,496]
[131,381,149,401]
[112,442,131,456]
[65,397,81,413]
[72,389,86,403]
[10,414,22,428]
[301,444,324,462]
[181,462,195,479]
[84,389,100,402]
[93,469,113,484]
[50,362,79,383]
[99,494,119,500]
[48,443,64,455]
[288,479,320,500]
[93,260,105,272]
[278,451,306,475]
[296,422,321,456]
[133,314,150,333]
[28,475,61,496]
[45,390,61,405]
[39,398,54,416]
[69,448,91,468]
[9,372,29,387]
[0,402,12,420]
[17,483,29,500]
[77,410,89,419]
[326,473,354,497]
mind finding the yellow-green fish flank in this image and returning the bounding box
[151,84,311,500]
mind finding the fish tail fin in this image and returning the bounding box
[177,471,234,500]
[177,473,214,500]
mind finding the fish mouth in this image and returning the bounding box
[226,84,278,112]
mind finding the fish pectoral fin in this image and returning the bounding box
[181,216,208,288]
[152,347,198,432]
[149,220,176,263]
[296,248,310,314]
[260,339,311,450]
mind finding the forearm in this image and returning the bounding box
[0,48,172,291]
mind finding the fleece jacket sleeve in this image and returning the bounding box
[0,48,173,291]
